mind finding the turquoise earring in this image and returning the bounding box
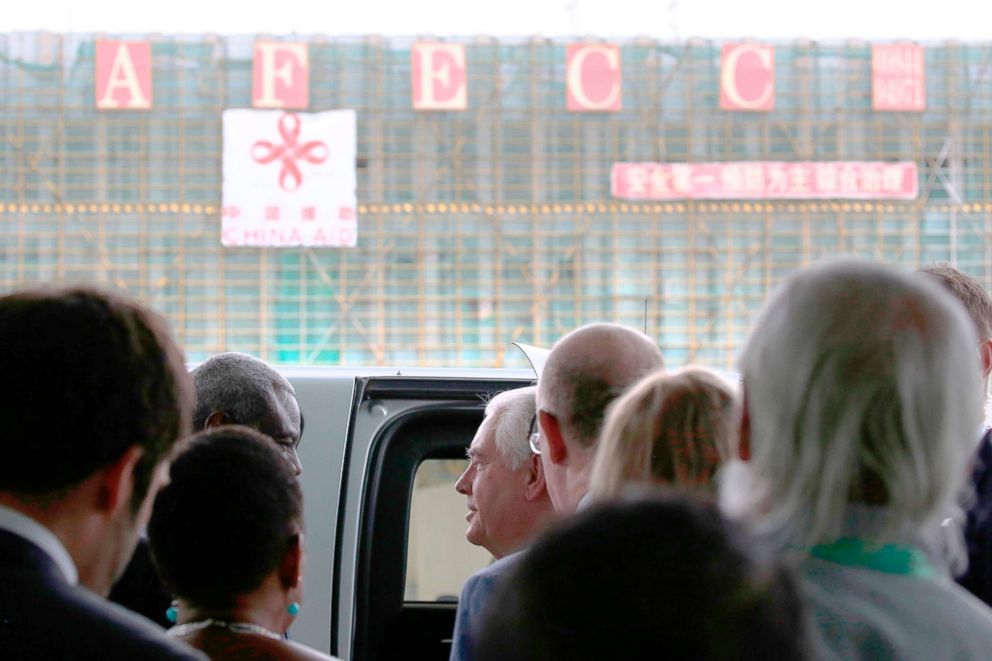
[287,602,301,617]
[166,606,178,624]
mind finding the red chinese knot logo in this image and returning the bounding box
[250,113,329,191]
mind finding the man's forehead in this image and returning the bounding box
[273,386,300,416]
[468,419,494,453]
[257,387,301,436]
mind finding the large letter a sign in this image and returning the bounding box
[95,41,152,110]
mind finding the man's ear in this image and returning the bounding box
[278,533,304,590]
[204,411,232,429]
[98,445,145,516]
[539,410,568,465]
[523,453,547,501]
[980,338,992,381]
[738,386,751,462]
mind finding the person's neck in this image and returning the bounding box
[560,455,594,515]
[0,490,105,590]
[491,500,557,559]
[180,585,290,635]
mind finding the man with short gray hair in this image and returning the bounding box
[450,386,555,661]
[191,352,303,476]
[455,386,555,558]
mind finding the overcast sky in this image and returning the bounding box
[5,0,989,41]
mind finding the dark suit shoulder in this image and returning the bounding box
[0,549,205,661]
[960,428,992,606]
[109,537,174,627]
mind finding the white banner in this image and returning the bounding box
[221,109,357,247]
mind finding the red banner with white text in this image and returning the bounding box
[611,161,918,200]
[872,44,925,112]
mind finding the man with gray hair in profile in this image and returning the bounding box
[450,324,664,661]
[110,352,304,625]
[455,386,555,559]
[732,258,992,660]
[450,387,556,661]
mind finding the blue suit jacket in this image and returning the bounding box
[449,551,522,661]
[0,528,206,660]
[960,427,992,606]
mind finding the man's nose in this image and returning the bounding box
[455,467,472,494]
[285,446,303,477]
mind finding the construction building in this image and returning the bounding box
[1,34,989,368]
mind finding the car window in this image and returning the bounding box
[404,458,493,602]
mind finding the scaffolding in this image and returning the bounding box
[1,34,991,369]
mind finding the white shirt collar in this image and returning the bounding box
[0,503,79,584]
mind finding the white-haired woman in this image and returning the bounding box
[589,366,737,500]
[731,258,992,660]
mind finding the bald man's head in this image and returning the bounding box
[538,323,664,448]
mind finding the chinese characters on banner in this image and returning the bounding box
[222,109,357,247]
[411,43,467,110]
[720,44,774,111]
[252,42,309,109]
[566,44,622,111]
[872,44,925,112]
[95,40,152,110]
[611,161,918,200]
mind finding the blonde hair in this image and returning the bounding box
[590,367,738,500]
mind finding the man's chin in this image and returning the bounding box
[465,525,485,549]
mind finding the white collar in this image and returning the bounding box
[0,502,79,584]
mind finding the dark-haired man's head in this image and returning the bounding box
[191,352,302,475]
[535,323,664,513]
[148,426,303,615]
[0,286,193,594]
[476,494,805,661]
